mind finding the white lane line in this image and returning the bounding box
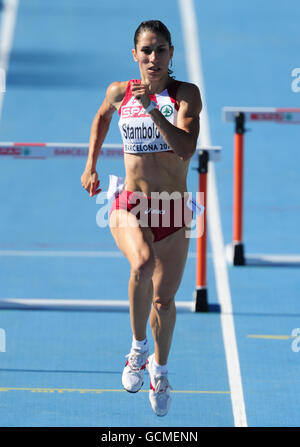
[178,0,248,427]
[0,298,195,312]
[0,250,200,258]
[0,250,125,257]
[0,0,19,119]
[244,253,300,266]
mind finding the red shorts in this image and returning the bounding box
[109,189,193,242]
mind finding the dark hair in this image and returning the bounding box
[134,20,172,48]
[134,20,174,77]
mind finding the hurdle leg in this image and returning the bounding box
[194,150,209,312]
[232,113,245,265]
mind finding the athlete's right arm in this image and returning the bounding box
[81,81,127,196]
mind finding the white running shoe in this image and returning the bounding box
[122,348,149,393]
[147,354,172,417]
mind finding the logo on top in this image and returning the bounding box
[160,105,173,117]
[121,105,149,118]
[121,102,173,119]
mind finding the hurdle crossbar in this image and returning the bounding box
[0,141,222,161]
[0,142,123,159]
[223,107,300,125]
[223,106,300,266]
[0,143,221,312]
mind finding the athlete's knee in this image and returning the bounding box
[152,296,174,312]
[131,247,155,280]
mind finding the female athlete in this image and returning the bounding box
[81,20,202,416]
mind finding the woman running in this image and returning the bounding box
[81,20,202,417]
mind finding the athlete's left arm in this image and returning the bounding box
[149,82,202,160]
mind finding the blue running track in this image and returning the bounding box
[0,0,300,427]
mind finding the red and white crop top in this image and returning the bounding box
[118,79,182,154]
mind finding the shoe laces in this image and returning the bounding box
[125,349,148,372]
[152,375,173,394]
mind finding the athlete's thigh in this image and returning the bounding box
[152,227,190,298]
[110,209,154,266]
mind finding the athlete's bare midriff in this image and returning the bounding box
[123,151,190,196]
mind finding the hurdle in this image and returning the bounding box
[0,142,123,159]
[193,146,221,311]
[223,107,300,266]
[0,142,221,312]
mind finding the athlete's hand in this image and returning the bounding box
[131,82,151,109]
[81,169,101,197]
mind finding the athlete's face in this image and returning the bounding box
[132,31,174,81]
